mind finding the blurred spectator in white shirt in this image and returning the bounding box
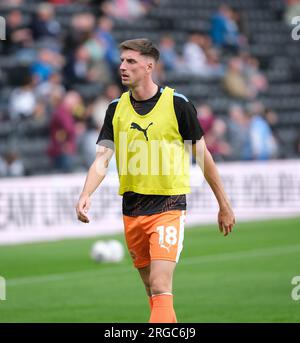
[9,75,37,120]
[183,32,208,76]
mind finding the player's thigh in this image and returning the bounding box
[123,215,151,268]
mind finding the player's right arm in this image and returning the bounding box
[76,145,114,223]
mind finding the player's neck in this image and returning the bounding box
[130,82,158,101]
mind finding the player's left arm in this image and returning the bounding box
[192,138,236,236]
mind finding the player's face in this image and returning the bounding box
[119,49,152,87]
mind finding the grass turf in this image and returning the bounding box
[0,217,299,322]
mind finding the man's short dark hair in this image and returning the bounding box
[119,38,160,62]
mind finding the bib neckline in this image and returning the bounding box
[127,87,168,119]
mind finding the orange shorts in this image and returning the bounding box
[123,210,186,269]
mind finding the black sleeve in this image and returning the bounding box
[173,95,204,144]
[96,101,118,150]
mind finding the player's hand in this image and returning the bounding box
[218,207,235,236]
[75,194,90,223]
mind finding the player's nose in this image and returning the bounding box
[120,61,126,71]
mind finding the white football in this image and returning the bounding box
[90,240,111,262]
[90,239,124,263]
[106,239,125,262]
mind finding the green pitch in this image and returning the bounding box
[0,217,299,323]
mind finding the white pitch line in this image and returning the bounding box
[181,243,300,266]
[6,244,300,287]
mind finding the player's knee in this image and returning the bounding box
[150,278,171,295]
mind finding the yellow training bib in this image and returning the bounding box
[113,87,191,195]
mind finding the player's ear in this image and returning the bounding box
[146,57,155,73]
[147,62,153,73]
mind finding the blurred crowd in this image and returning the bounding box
[0,1,298,177]
[157,4,268,96]
[196,101,279,162]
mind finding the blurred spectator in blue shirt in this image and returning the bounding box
[31,49,54,83]
[211,4,240,52]
[95,16,120,70]
[246,102,278,160]
[31,48,64,83]
[159,35,183,72]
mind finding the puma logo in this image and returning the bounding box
[130,122,153,141]
[160,244,171,253]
